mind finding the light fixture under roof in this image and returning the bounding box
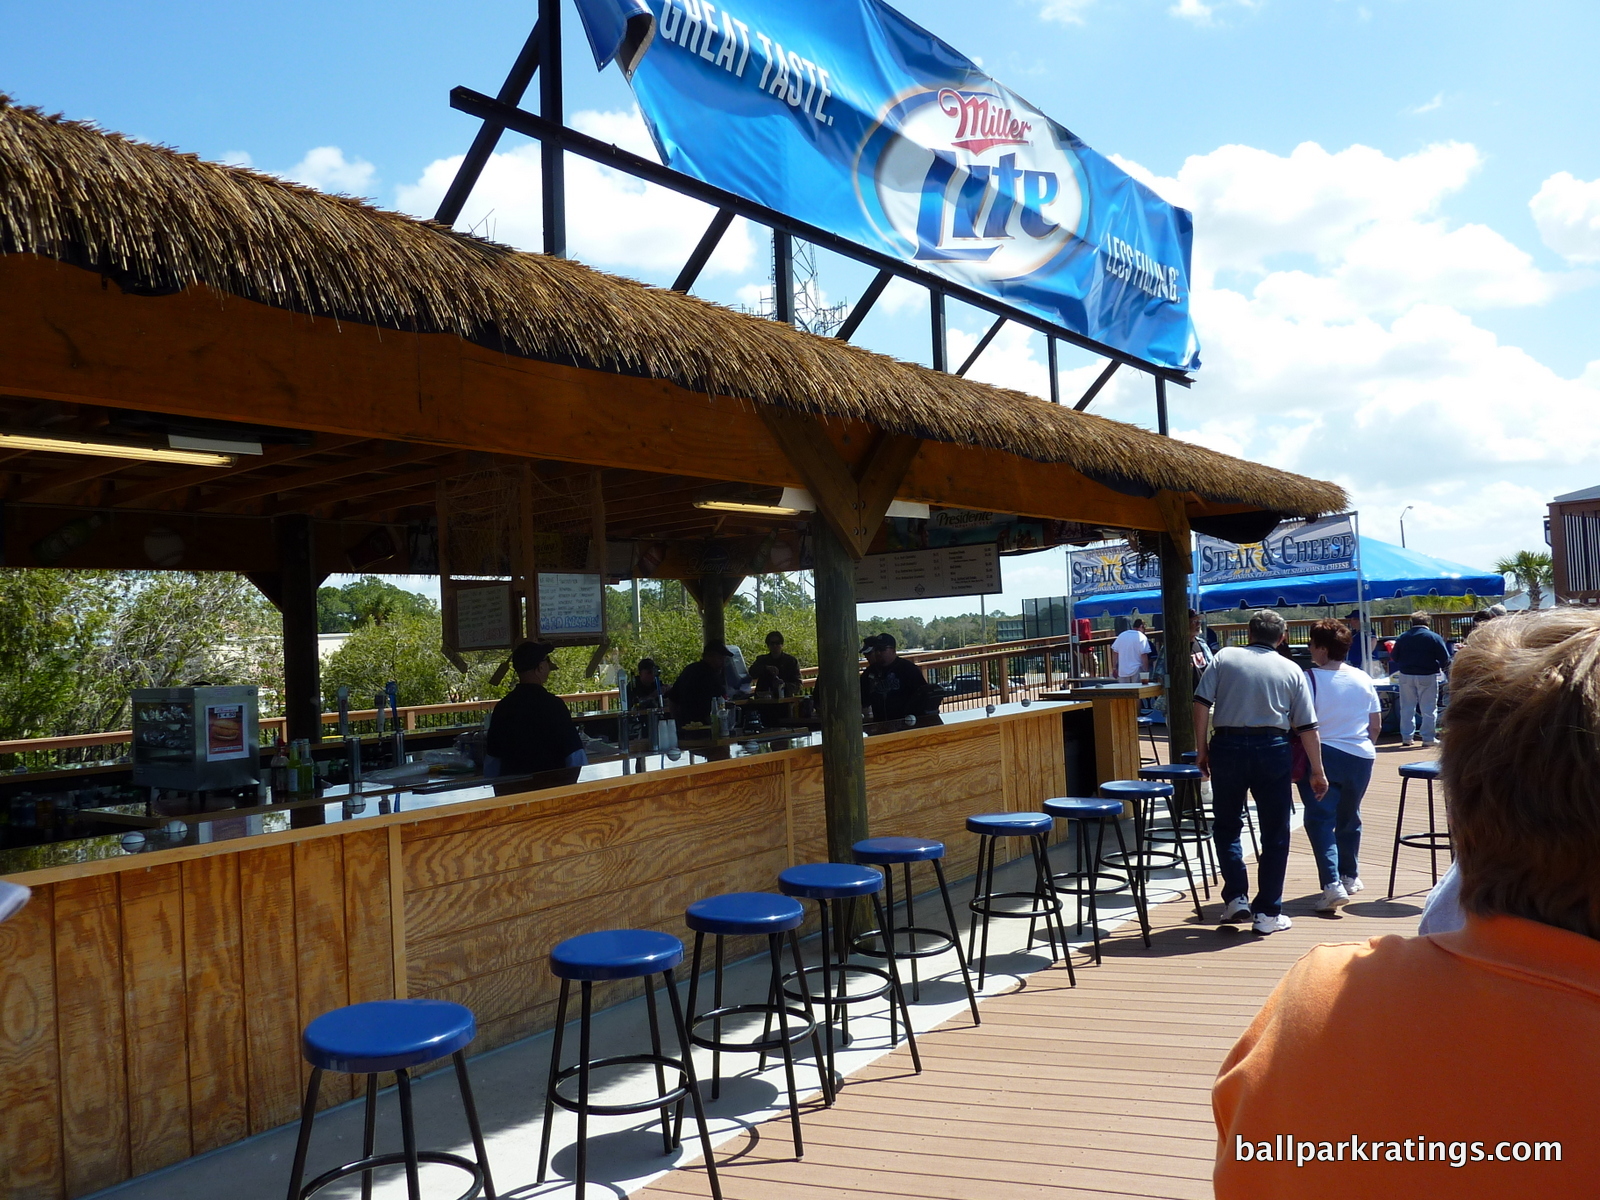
[0,430,235,467]
[693,498,809,517]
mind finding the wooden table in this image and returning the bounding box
[1039,683,1163,786]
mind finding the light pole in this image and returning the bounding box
[1399,506,1413,549]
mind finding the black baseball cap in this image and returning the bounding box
[512,640,556,673]
[702,641,734,657]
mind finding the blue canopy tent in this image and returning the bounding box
[1073,537,1503,618]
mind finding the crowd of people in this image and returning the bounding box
[484,628,945,782]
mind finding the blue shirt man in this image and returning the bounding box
[1390,613,1452,746]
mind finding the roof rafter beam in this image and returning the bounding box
[111,433,365,508]
[197,443,446,511]
[270,453,471,515]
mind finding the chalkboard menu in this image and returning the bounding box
[452,582,516,651]
[854,544,1001,603]
[537,572,605,639]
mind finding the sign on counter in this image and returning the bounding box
[538,572,606,639]
[855,543,1000,603]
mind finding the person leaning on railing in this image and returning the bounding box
[1212,609,1600,1199]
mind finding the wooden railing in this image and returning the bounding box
[1205,609,1484,648]
[0,689,624,774]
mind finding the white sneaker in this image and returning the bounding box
[1315,881,1350,911]
[1341,875,1365,894]
[1219,897,1253,923]
[1252,913,1292,934]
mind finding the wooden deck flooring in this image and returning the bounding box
[642,742,1446,1200]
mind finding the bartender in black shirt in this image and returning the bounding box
[747,630,803,697]
[668,642,733,724]
[486,640,582,781]
[860,634,940,721]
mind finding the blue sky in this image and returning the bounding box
[8,0,1600,616]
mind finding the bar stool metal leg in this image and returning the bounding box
[932,860,982,1025]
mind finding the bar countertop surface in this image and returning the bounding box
[0,700,1085,883]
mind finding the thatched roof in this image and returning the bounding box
[0,96,1345,517]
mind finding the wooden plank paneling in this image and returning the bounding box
[239,844,302,1133]
[403,767,782,890]
[0,882,63,1199]
[293,837,349,1104]
[407,846,790,1000]
[404,799,784,943]
[120,864,192,1175]
[182,854,248,1154]
[345,829,396,1102]
[54,873,129,1196]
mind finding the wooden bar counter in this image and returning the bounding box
[0,701,1085,1199]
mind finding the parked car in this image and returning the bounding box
[944,673,983,696]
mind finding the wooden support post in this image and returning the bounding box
[700,573,727,649]
[1156,492,1195,760]
[813,513,868,863]
[276,514,326,743]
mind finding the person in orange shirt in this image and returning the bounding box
[1213,609,1600,1199]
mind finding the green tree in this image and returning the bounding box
[317,576,438,633]
[0,569,282,741]
[1493,550,1554,610]
[321,613,499,708]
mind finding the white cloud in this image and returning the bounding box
[285,146,377,196]
[395,107,753,280]
[1081,140,1600,570]
[1038,0,1096,24]
[219,149,253,168]
[1408,92,1444,115]
[1170,0,1214,21]
[1115,140,1563,312]
[1530,171,1600,263]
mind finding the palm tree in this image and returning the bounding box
[1493,550,1554,610]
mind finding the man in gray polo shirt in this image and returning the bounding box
[1192,610,1328,934]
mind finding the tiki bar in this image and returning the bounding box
[0,98,1345,1199]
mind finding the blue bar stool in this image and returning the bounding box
[286,998,494,1200]
[964,812,1076,989]
[1139,764,1217,893]
[1138,711,1163,764]
[537,929,721,1200]
[1387,760,1450,898]
[1041,797,1150,962]
[777,862,921,1088]
[851,836,981,1025]
[683,892,832,1157]
[1099,779,1202,921]
[1180,750,1258,857]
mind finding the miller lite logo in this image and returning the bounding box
[855,81,1086,284]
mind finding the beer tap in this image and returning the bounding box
[386,681,404,770]
[337,686,361,793]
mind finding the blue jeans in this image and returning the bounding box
[1397,672,1442,743]
[1209,731,1293,917]
[1295,745,1372,887]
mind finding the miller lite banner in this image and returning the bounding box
[572,0,1200,371]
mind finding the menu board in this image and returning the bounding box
[854,544,1001,603]
[538,572,605,639]
[453,582,516,651]
[204,704,249,761]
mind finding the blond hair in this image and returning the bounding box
[1443,610,1600,939]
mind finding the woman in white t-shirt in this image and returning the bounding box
[1298,618,1382,911]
